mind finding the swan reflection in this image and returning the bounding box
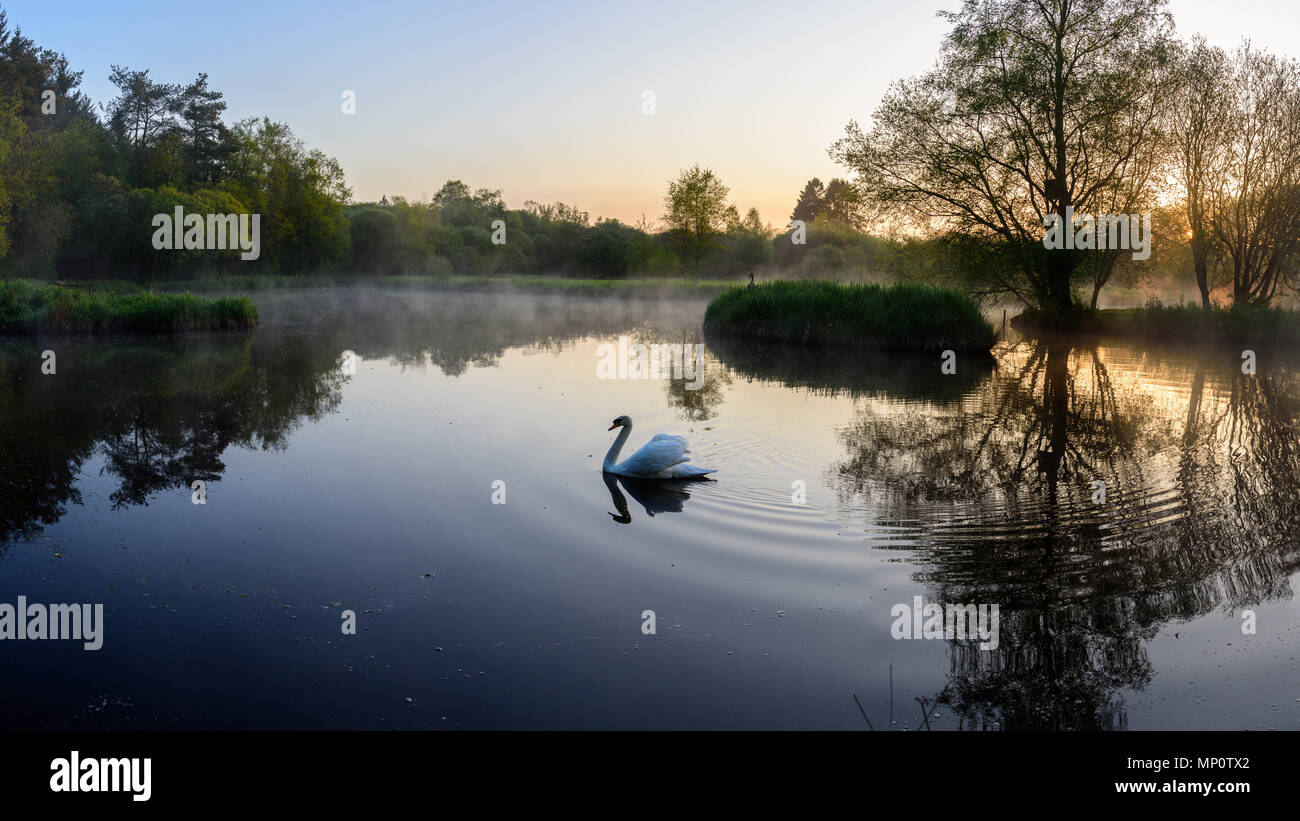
[602,472,704,524]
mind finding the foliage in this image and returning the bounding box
[0,279,257,332]
[704,280,996,351]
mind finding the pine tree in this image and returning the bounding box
[790,178,825,223]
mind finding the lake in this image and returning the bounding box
[2,287,1298,730]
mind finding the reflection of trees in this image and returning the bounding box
[941,604,1148,730]
[705,330,993,402]
[1,290,716,545]
[663,332,731,423]
[823,340,1300,729]
[0,331,345,542]
[1174,365,1300,610]
[258,288,710,378]
[833,342,1164,511]
[291,287,734,421]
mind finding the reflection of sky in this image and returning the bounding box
[6,323,1300,729]
[5,0,1293,225]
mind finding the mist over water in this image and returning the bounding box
[2,288,1298,729]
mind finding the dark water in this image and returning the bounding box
[2,288,1298,729]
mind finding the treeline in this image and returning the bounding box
[0,8,349,281]
[0,5,924,284]
[347,170,954,282]
[347,180,770,280]
[17,0,1259,298]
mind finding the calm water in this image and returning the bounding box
[2,288,1298,730]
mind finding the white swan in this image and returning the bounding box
[602,415,716,479]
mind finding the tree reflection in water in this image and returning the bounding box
[0,290,716,545]
[0,332,348,544]
[828,340,1300,729]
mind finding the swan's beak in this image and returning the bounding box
[608,422,620,431]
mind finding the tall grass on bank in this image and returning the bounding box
[0,281,257,333]
[144,273,732,298]
[375,274,731,297]
[703,280,997,352]
[1011,300,1300,344]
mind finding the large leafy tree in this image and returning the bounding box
[821,179,864,229]
[225,117,351,272]
[1168,37,1233,308]
[831,0,1176,317]
[663,164,731,271]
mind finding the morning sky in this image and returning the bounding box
[5,0,1296,224]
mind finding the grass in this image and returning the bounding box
[703,280,997,352]
[1011,300,1300,345]
[0,280,257,333]
[374,274,731,297]
[152,273,340,292]
[127,273,733,297]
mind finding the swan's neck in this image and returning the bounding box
[603,423,632,471]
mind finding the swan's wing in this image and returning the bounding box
[621,433,691,475]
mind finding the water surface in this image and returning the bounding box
[2,288,1298,729]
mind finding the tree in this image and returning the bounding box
[790,178,825,224]
[175,73,235,185]
[821,179,865,228]
[434,180,506,226]
[663,164,731,272]
[575,218,637,276]
[105,66,181,187]
[106,66,177,149]
[831,0,1176,318]
[225,117,351,272]
[522,199,588,226]
[1208,44,1300,306]
[723,207,774,273]
[632,214,656,281]
[0,95,21,272]
[1168,37,1233,308]
[0,12,47,119]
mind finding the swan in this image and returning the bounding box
[602,415,716,478]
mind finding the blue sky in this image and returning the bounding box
[3,0,1297,224]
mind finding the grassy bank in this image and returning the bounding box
[1011,301,1300,344]
[374,275,730,297]
[703,280,997,352]
[131,273,732,298]
[0,280,257,333]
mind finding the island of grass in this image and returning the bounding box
[0,280,257,334]
[1011,301,1300,345]
[703,280,996,352]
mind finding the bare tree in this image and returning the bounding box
[1209,44,1300,306]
